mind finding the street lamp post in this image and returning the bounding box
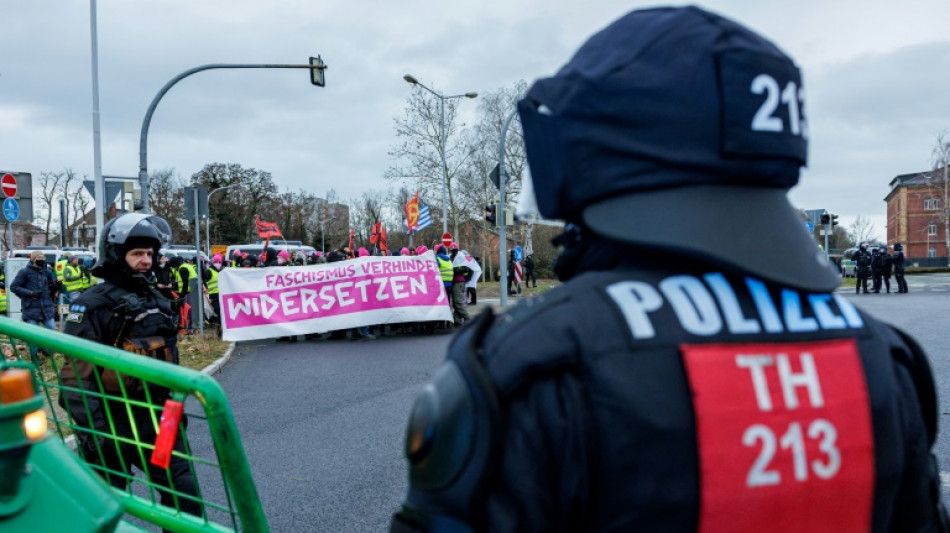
[403,74,477,235]
[138,57,327,214]
[205,185,233,257]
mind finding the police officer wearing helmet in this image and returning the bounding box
[893,242,908,293]
[855,242,872,294]
[58,213,202,523]
[391,6,948,533]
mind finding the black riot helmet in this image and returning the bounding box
[894,242,903,251]
[860,242,869,250]
[516,6,838,292]
[91,213,172,277]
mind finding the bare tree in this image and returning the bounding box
[385,87,478,236]
[929,131,950,265]
[36,170,71,244]
[848,215,877,246]
[148,168,188,242]
[67,181,93,247]
[346,190,389,251]
[460,81,528,217]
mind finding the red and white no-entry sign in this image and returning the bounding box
[442,232,453,247]
[1,174,16,198]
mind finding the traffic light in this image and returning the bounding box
[485,204,497,225]
[831,214,839,227]
[820,213,830,226]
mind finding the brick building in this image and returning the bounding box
[885,167,949,262]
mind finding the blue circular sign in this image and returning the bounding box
[803,221,814,233]
[514,246,523,262]
[2,198,18,222]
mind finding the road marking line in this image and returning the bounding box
[941,471,950,489]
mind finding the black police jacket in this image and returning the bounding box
[392,260,947,533]
[894,252,906,273]
[61,277,180,399]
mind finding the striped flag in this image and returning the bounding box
[412,204,432,233]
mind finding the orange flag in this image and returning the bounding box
[405,192,420,232]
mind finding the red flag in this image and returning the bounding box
[348,228,355,258]
[255,215,283,239]
[370,221,381,244]
[405,192,420,233]
[380,226,388,253]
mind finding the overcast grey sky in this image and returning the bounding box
[3,0,949,241]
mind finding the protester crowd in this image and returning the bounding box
[4,235,501,346]
[156,240,485,341]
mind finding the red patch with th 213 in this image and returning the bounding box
[681,339,874,533]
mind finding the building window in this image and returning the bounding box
[928,248,937,258]
[924,197,941,210]
[929,224,937,236]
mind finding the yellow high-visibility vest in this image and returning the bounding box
[55,259,68,282]
[206,268,219,295]
[63,264,84,293]
[437,256,453,283]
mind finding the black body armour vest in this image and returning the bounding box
[396,263,945,533]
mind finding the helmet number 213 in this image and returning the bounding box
[750,74,808,139]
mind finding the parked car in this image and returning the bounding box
[160,245,209,264]
[839,247,858,277]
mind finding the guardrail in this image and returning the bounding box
[0,317,268,533]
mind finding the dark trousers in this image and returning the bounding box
[855,268,869,293]
[466,287,477,305]
[524,270,536,287]
[895,271,908,293]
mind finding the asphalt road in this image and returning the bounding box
[837,272,950,505]
[203,327,456,532]
[194,273,950,532]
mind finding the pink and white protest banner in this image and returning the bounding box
[218,252,453,341]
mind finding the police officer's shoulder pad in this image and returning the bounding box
[404,361,476,491]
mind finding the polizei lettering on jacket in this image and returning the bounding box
[606,273,864,339]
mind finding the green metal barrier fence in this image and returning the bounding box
[0,317,268,533]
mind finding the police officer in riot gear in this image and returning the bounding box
[59,214,202,526]
[893,242,908,293]
[870,245,883,292]
[855,242,871,294]
[880,244,893,293]
[390,7,947,533]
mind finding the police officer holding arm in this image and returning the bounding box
[390,6,947,532]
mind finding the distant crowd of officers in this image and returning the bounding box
[853,242,908,294]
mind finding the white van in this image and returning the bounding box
[224,242,316,265]
[10,248,59,265]
[160,245,209,264]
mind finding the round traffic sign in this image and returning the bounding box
[1,173,16,198]
[442,232,453,246]
[3,198,19,222]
